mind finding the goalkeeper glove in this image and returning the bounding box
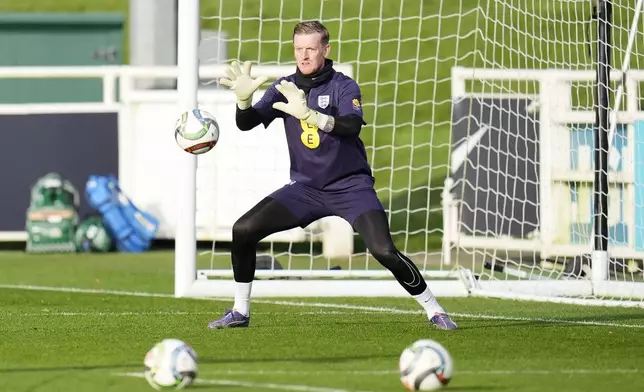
[272,80,330,129]
[219,61,268,110]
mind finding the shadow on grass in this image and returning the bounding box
[0,363,140,373]
[455,315,644,330]
[200,352,399,365]
[445,388,508,391]
[559,313,644,323]
[0,353,400,374]
[445,387,508,391]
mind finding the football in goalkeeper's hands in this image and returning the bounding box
[174,109,219,155]
[144,338,198,390]
[399,339,453,391]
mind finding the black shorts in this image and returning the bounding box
[268,180,385,228]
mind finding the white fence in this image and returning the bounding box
[444,66,644,263]
[0,65,355,258]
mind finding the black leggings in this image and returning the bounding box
[231,197,428,296]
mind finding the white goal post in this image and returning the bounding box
[174,0,199,299]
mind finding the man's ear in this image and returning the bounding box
[323,44,331,57]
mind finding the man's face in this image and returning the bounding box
[294,32,330,75]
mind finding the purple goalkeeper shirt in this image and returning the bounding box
[252,71,373,190]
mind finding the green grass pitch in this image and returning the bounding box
[1,1,644,391]
[1,253,644,392]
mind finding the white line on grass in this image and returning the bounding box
[465,368,641,375]
[17,311,210,316]
[202,368,641,376]
[116,372,375,392]
[248,299,644,329]
[0,284,177,298]
[10,310,354,317]
[1,284,643,329]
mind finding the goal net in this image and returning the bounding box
[173,0,644,305]
[444,0,644,306]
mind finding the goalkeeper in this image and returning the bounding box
[209,21,456,331]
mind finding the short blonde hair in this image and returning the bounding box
[293,21,329,45]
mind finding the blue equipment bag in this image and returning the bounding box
[85,175,159,252]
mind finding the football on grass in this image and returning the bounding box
[399,339,453,391]
[174,109,220,155]
[144,338,198,390]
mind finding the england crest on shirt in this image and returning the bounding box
[318,95,330,109]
